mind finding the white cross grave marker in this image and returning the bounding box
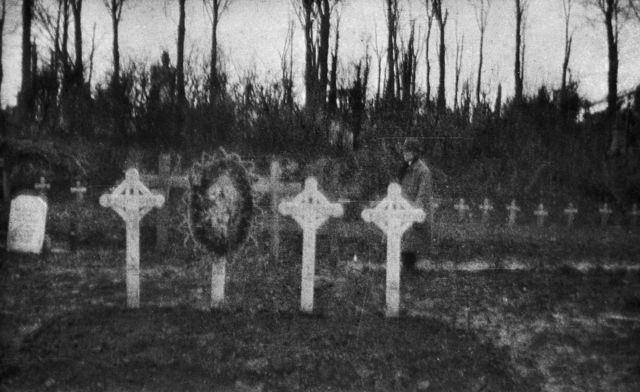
[506,200,520,227]
[99,169,165,308]
[630,203,639,229]
[564,202,578,228]
[362,183,426,318]
[34,176,50,195]
[278,177,343,313]
[599,203,613,227]
[454,198,470,222]
[534,203,548,228]
[479,198,494,224]
[70,180,87,202]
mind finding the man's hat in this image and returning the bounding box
[402,137,422,154]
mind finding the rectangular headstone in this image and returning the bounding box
[7,194,48,254]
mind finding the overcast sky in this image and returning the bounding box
[1,0,640,108]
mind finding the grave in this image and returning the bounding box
[69,180,87,251]
[534,203,548,228]
[454,198,470,222]
[362,183,426,318]
[70,180,87,202]
[630,204,639,229]
[99,169,165,308]
[278,177,343,313]
[564,203,578,228]
[6,193,48,254]
[34,176,50,195]
[506,200,520,227]
[479,198,493,225]
[599,203,612,227]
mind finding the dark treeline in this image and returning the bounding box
[1,0,640,209]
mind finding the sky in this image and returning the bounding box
[1,0,640,108]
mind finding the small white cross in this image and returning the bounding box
[99,168,165,308]
[362,183,425,318]
[533,203,548,228]
[599,203,613,227]
[563,202,578,227]
[630,203,639,228]
[479,198,494,224]
[34,176,50,194]
[454,198,470,222]
[70,180,87,202]
[279,177,343,313]
[506,200,520,227]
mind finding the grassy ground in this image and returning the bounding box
[1,197,640,391]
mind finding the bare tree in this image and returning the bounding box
[328,15,340,112]
[424,0,434,105]
[514,0,528,103]
[560,0,574,116]
[20,0,34,118]
[433,0,447,110]
[453,26,463,111]
[70,0,83,85]
[103,0,126,87]
[0,0,6,105]
[384,0,399,101]
[203,0,232,103]
[372,21,383,106]
[278,18,295,107]
[472,0,490,106]
[177,0,186,107]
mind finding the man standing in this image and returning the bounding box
[398,138,433,273]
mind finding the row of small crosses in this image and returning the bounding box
[450,198,640,226]
[34,177,87,201]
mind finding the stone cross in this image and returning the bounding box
[454,198,470,222]
[533,203,548,228]
[99,168,165,308]
[599,203,613,227]
[362,183,426,318]
[70,180,87,202]
[630,203,639,229]
[479,198,494,224]
[506,200,520,227]
[564,202,578,228]
[278,177,343,313]
[34,176,50,195]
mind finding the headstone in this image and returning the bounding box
[7,194,48,254]
[70,180,87,202]
[34,176,50,195]
[279,177,343,313]
[533,203,548,228]
[99,169,165,308]
[630,203,639,229]
[599,203,613,227]
[362,183,426,318]
[563,202,578,228]
[506,200,520,227]
[454,198,470,222]
[479,198,494,225]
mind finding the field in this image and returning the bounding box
[1,194,640,392]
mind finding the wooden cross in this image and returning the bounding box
[533,203,548,228]
[255,160,302,262]
[599,203,613,227]
[34,176,50,195]
[564,202,578,228]
[454,198,470,222]
[99,168,165,308]
[479,198,494,224]
[362,183,426,318]
[278,177,343,313]
[70,180,87,202]
[506,200,520,227]
[630,203,639,229]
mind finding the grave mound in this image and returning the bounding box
[4,307,540,391]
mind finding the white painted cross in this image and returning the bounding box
[34,176,50,195]
[479,198,494,224]
[564,202,578,228]
[362,183,426,318]
[99,169,165,308]
[599,203,613,227]
[630,203,639,229]
[533,203,548,228]
[506,200,520,227]
[70,180,87,202]
[278,177,343,313]
[454,198,470,222]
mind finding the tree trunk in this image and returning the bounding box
[328,20,339,113]
[514,0,523,103]
[177,0,186,107]
[317,0,330,108]
[71,0,83,85]
[303,0,315,108]
[210,1,220,103]
[20,0,34,118]
[476,27,484,105]
[385,0,396,100]
[604,0,618,119]
[61,0,70,92]
[0,0,5,105]
[434,0,447,110]
[111,2,120,87]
